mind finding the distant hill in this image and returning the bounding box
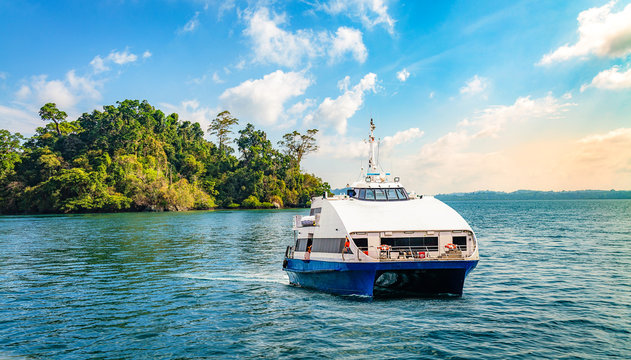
[435,190,631,201]
[331,187,351,195]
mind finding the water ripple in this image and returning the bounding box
[1,202,630,358]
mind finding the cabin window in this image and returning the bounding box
[353,238,368,250]
[385,188,398,200]
[395,188,408,200]
[310,208,322,216]
[311,238,345,253]
[356,187,409,201]
[375,189,387,200]
[296,238,308,251]
[347,189,356,197]
[453,236,467,249]
[381,237,439,250]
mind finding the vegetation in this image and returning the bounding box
[0,100,329,214]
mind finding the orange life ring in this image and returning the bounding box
[445,243,457,250]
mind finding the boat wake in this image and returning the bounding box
[175,272,289,285]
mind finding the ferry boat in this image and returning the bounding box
[282,120,479,297]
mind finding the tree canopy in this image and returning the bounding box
[208,110,239,155]
[278,128,319,168]
[0,100,329,214]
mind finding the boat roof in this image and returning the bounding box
[326,196,472,233]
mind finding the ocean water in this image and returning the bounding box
[1,200,630,359]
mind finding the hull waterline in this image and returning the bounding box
[283,259,478,297]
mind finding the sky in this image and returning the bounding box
[1,0,630,194]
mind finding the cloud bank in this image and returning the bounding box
[540,1,631,64]
[244,8,367,67]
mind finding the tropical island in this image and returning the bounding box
[0,100,330,214]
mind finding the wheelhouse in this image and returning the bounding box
[347,187,409,201]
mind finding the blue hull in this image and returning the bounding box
[283,258,478,297]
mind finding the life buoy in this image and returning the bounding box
[378,245,391,251]
[445,243,457,250]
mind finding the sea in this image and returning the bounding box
[1,199,630,359]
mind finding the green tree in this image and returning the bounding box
[208,111,239,154]
[0,130,24,180]
[39,103,67,136]
[278,129,319,168]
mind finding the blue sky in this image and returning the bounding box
[1,0,630,193]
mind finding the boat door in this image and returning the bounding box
[367,233,380,258]
[306,234,313,252]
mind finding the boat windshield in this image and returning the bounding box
[354,187,408,201]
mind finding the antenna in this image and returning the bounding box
[377,138,380,171]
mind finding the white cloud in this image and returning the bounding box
[142,50,152,59]
[159,100,218,131]
[396,68,410,82]
[381,128,424,153]
[469,95,573,138]
[212,71,224,84]
[109,50,138,65]
[539,1,631,64]
[0,72,8,80]
[90,56,108,73]
[315,135,368,159]
[581,65,631,91]
[305,73,377,135]
[0,105,40,134]
[460,75,488,96]
[218,0,235,19]
[321,0,395,34]
[244,8,315,67]
[243,7,367,67]
[579,127,631,144]
[287,99,315,116]
[181,12,200,33]
[329,27,367,63]
[16,71,102,110]
[90,49,141,73]
[314,127,423,163]
[429,91,435,99]
[219,70,312,126]
[398,95,575,193]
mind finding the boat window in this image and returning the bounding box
[395,188,408,200]
[375,189,387,200]
[352,238,368,250]
[385,188,398,200]
[296,238,308,251]
[347,189,356,197]
[356,187,409,201]
[382,237,439,250]
[311,238,345,253]
[310,208,321,216]
[453,236,467,249]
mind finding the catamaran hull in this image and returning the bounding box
[283,258,478,297]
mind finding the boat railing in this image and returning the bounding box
[285,245,295,259]
[392,245,439,258]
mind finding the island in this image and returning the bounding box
[0,100,330,214]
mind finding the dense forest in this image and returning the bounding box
[0,100,330,214]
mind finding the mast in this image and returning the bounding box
[368,119,377,172]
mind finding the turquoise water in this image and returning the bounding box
[1,200,630,359]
